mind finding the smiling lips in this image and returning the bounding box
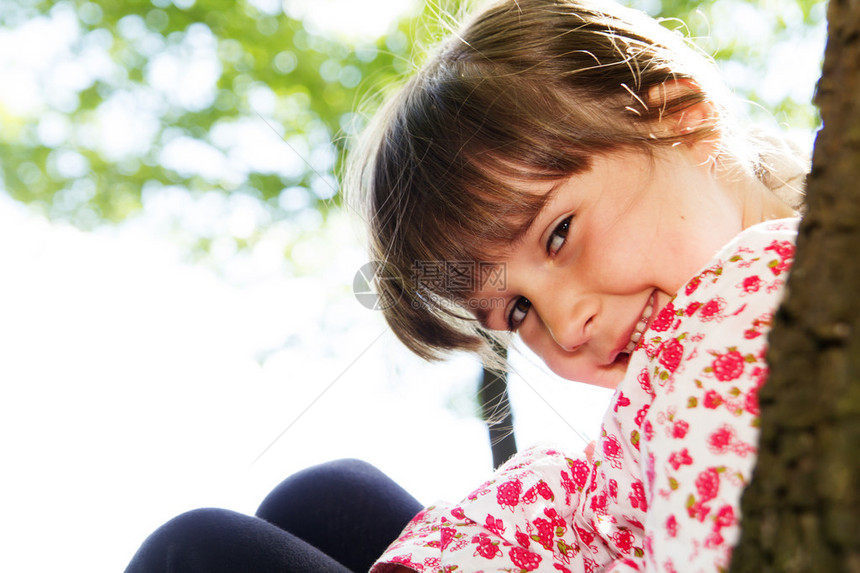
[623,292,657,354]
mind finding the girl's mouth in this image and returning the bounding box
[622,292,657,354]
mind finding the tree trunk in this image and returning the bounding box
[479,342,518,469]
[730,1,860,571]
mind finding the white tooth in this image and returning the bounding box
[626,293,657,353]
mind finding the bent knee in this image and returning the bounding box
[125,508,247,572]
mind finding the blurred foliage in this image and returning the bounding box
[0,0,826,261]
[640,0,827,129]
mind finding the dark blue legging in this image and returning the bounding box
[125,459,423,573]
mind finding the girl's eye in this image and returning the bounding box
[507,297,531,330]
[547,216,573,256]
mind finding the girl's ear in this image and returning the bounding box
[647,80,720,164]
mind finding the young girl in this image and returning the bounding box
[126,0,807,571]
[350,0,806,571]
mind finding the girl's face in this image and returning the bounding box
[471,147,745,388]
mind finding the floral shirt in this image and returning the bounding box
[372,219,798,573]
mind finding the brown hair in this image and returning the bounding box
[348,0,795,361]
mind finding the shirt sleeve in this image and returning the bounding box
[628,219,797,572]
[372,447,616,573]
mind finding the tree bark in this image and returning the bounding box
[479,343,518,469]
[730,1,860,571]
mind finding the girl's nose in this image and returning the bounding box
[540,296,597,352]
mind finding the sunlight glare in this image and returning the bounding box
[283,0,421,39]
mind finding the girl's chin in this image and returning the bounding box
[604,353,631,389]
[561,358,629,389]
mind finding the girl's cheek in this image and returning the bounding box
[541,352,603,384]
[534,348,571,380]
[518,324,549,357]
[519,324,584,379]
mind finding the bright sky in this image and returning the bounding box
[284,0,422,38]
[0,195,608,572]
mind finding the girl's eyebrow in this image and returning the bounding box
[519,178,566,237]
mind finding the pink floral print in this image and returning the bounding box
[372,219,797,573]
